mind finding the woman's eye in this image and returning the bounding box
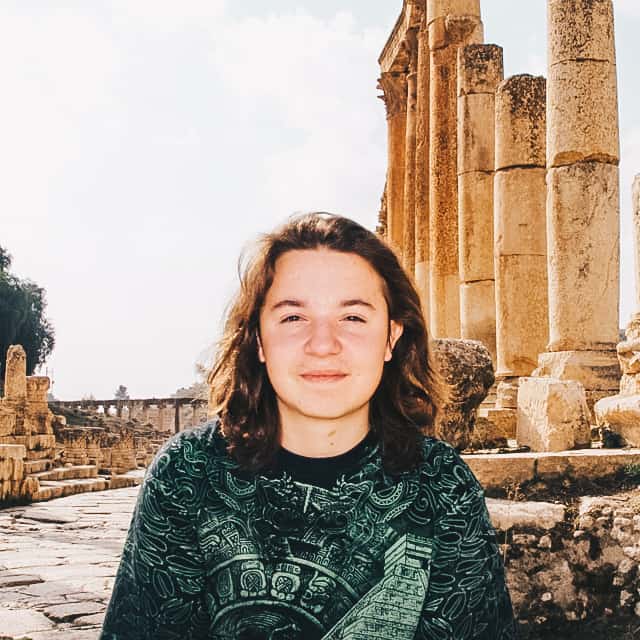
[281,315,303,323]
[344,315,366,322]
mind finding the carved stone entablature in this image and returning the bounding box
[378,71,408,119]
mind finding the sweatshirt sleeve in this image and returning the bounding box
[414,443,517,640]
[99,433,210,640]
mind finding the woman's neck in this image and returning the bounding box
[277,402,370,458]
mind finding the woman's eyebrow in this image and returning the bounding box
[270,298,376,311]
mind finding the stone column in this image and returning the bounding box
[427,0,483,338]
[403,37,419,274]
[536,0,621,409]
[379,72,408,256]
[593,175,640,446]
[633,175,640,324]
[377,181,388,239]
[414,12,431,321]
[457,44,503,364]
[494,75,549,388]
[4,345,26,401]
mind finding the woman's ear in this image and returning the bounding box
[384,320,404,361]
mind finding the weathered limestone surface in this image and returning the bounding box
[5,344,27,400]
[414,12,430,316]
[403,52,418,272]
[427,0,483,339]
[517,377,591,452]
[431,337,494,449]
[457,44,502,363]
[494,76,548,381]
[4,477,640,636]
[547,0,619,167]
[595,175,640,445]
[379,71,408,256]
[492,75,549,443]
[546,162,620,351]
[536,0,621,413]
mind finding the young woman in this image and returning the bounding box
[100,213,516,639]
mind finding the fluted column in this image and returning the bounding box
[379,72,408,257]
[457,44,503,364]
[427,0,483,338]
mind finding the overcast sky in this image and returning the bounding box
[2,1,639,400]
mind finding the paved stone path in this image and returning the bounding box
[0,486,140,639]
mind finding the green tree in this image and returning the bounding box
[0,246,55,390]
[114,385,129,400]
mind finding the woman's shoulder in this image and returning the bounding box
[416,433,485,509]
[145,417,229,481]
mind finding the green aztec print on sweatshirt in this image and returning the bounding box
[100,420,516,639]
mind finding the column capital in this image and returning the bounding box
[378,71,408,119]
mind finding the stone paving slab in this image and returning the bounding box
[0,486,139,639]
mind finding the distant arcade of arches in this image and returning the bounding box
[49,396,209,435]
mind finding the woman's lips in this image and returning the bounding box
[300,372,348,382]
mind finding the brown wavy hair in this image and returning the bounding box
[208,212,442,476]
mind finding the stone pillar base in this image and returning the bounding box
[533,349,621,414]
[517,377,592,452]
[496,377,519,409]
[594,394,640,447]
[474,407,516,449]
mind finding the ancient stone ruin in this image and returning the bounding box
[0,345,182,505]
[378,0,625,451]
[378,0,640,632]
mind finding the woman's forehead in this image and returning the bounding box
[268,249,385,294]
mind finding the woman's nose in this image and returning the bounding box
[304,320,341,355]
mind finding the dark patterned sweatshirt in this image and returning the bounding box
[100,420,517,639]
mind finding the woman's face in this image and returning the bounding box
[257,248,403,425]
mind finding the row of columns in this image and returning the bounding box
[379,0,621,412]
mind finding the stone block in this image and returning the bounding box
[457,95,495,173]
[464,453,534,490]
[432,338,495,449]
[494,168,547,255]
[496,379,519,409]
[26,376,50,404]
[495,75,546,170]
[0,443,27,459]
[517,377,592,451]
[0,406,16,437]
[594,394,640,447]
[459,282,496,361]
[546,162,620,350]
[534,350,621,395]
[495,254,548,377]
[457,44,503,96]
[4,344,27,400]
[472,411,512,448]
[486,498,566,531]
[458,171,494,280]
[427,0,481,22]
[536,449,640,481]
[548,0,615,65]
[547,60,619,166]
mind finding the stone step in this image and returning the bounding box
[30,464,98,482]
[463,446,640,491]
[32,477,108,502]
[23,459,53,474]
[106,474,144,490]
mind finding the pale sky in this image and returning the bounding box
[2,1,639,400]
